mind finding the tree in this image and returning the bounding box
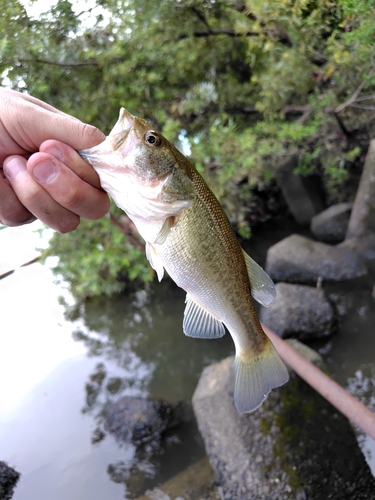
[2,0,375,299]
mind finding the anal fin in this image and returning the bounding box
[183,294,225,339]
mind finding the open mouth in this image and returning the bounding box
[78,108,137,167]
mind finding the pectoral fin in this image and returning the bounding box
[183,294,225,339]
[146,242,164,281]
[242,250,276,307]
[154,216,175,245]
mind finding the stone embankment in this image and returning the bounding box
[266,139,375,286]
[191,139,375,498]
[192,345,375,500]
[259,282,335,340]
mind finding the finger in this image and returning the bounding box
[40,140,102,189]
[1,88,67,115]
[3,156,80,233]
[0,165,36,226]
[27,152,110,220]
[1,95,105,152]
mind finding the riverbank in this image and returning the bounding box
[0,214,374,498]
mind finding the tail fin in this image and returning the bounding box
[234,339,289,413]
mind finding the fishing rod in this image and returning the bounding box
[262,323,375,440]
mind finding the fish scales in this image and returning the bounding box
[79,108,289,413]
[157,166,265,354]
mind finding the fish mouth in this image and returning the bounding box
[78,108,137,166]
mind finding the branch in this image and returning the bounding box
[0,57,99,68]
[335,64,375,113]
[324,108,350,137]
[175,29,259,42]
[224,104,258,115]
[283,105,310,115]
[109,213,145,251]
[231,2,257,21]
[189,6,212,31]
[231,1,292,47]
[356,111,375,128]
[349,93,375,102]
[226,104,311,118]
[296,107,313,126]
[175,27,293,47]
[349,103,375,110]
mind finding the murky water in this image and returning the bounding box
[0,217,374,499]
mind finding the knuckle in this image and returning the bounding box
[85,196,110,220]
[0,203,33,226]
[81,124,105,145]
[61,186,84,208]
[57,217,80,234]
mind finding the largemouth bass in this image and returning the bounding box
[79,109,288,413]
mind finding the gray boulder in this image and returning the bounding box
[311,202,353,243]
[136,457,221,500]
[0,461,20,500]
[259,283,335,340]
[103,397,186,447]
[338,236,375,260]
[275,155,326,225]
[192,348,375,499]
[345,139,375,258]
[265,234,367,283]
[346,139,375,241]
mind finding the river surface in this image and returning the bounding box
[0,217,374,499]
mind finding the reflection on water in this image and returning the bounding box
[69,281,234,497]
[72,282,233,404]
[0,258,233,499]
[346,364,375,467]
[320,266,375,476]
[0,218,374,499]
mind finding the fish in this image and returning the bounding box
[79,108,289,413]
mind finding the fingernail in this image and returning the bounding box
[44,146,64,162]
[3,157,27,179]
[32,159,58,183]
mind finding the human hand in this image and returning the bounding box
[0,88,110,232]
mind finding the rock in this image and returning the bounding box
[192,349,375,499]
[346,139,375,241]
[265,234,367,283]
[103,397,186,447]
[136,457,222,500]
[283,338,328,372]
[275,155,326,225]
[0,461,20,500]
[311,202,353,243]
[338,236,375,260]
[259,283,335,340]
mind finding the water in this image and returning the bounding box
[0,218,374,499]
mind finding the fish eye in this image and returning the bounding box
[145,131,162,147]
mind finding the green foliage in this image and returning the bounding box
[42,205,153,301]
[2,0,375,298]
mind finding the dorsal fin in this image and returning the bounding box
[183,294,225,339]
[242,250,276,307]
